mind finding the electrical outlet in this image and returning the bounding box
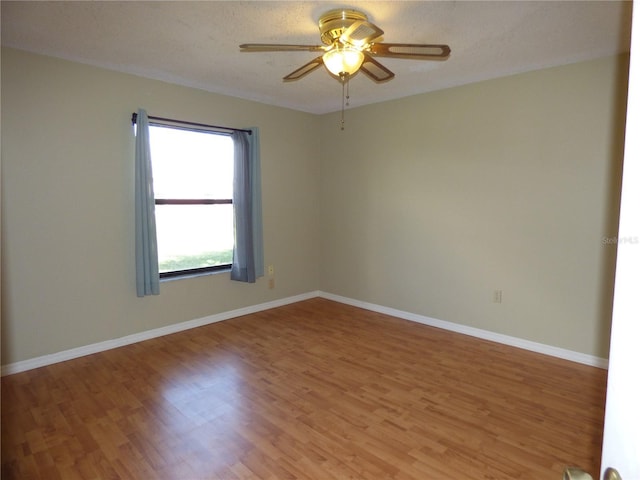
[268,278,275,289]
[493,289,503,304]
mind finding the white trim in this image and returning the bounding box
[2,289,607,375]
[1,291,320,376]
[319,291,609,369]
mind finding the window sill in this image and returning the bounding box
[160,267,231,282]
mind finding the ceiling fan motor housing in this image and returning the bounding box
[318,9,368,45]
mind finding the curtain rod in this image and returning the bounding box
[131,113,252,135]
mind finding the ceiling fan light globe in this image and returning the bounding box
[323,47,364,76]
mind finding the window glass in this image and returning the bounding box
[149,125,234,276]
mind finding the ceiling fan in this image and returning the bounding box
[239,8,451,83]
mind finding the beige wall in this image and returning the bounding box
[1,48,321,365]
[319,55,629,358]
[1,48,628,365]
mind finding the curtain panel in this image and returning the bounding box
[134,108,160,296]
[231,128,264,283]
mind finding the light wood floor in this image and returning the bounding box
[2,298,607,479]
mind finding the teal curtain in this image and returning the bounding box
[134,109,160,296]
[231,128,264,282]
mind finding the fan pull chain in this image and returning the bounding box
[340,74,346,130]
[340,73,351,131]
[346,73,351,106]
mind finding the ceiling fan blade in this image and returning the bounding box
[283,56,324,81]
[340,20,384,46]
[359,53,395,83]
[240,43,326,52]
[369,43,451,59]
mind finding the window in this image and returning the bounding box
[148,124,234,278]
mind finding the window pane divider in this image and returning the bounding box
[155,199,232,205]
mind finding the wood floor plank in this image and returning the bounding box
[2,298,607,479]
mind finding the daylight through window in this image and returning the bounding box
[149,124,234,277]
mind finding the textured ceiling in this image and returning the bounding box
[1,1,633,114]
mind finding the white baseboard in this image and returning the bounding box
[1,291,320,376]
[2,289,607,376]
[319,291,609,370]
